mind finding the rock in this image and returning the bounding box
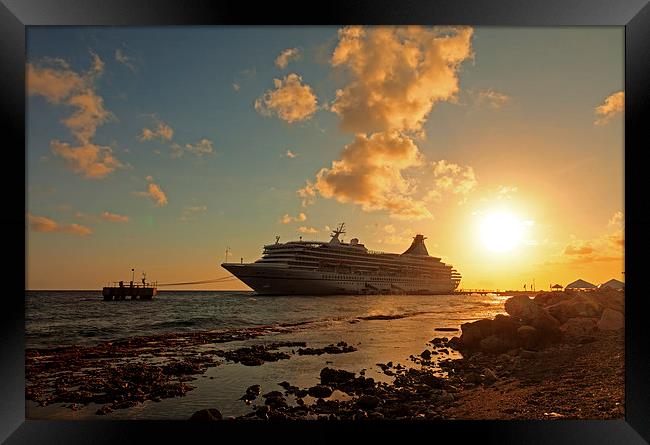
[597,308,624,331]
[560,317,598,336]
[479,335,518,354]
[534,291,571,307]
[95,405,113,415]
[356,394,381,410]
[492,314,520,339]
[464,372,482,384]
[517,325,540,350]
[246,384,261,396]
[447,337,462,350]
[295,389,308,398]
[256,405,270,419]
[434,327,459,332]
[483,368,498,383]
[320,367,355,385]
[189,408,223,420]
[308,385,333,398]
[264,395,287,408]
[578,336,597,344]
[278,381,290,389]
[421,350,432,360]
[263,390,283,398]
[505,295,561,334]
[460,319,495,348]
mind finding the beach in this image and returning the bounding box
[25,289,624,420]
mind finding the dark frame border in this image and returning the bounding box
[3,0,649,443]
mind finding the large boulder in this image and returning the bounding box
[597,308,624,331]
[308,385,333,398]
[517,325,541,350]
[589,289,625,313]
[546,296,603,323]
[560,317,598,336]
[459,319,495,348]
[505,295,561,333]
[479,335,518,354]
[320,367,355,385]
[189,408,223,421]
[491,314,521,339]
[534,291,571,308]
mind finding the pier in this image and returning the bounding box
[454,289,500,295]
[102,280,157,300]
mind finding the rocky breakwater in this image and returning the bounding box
[452,288,624,355]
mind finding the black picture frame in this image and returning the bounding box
[4,0,649,443]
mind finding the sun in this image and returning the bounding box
[480,211,525,253]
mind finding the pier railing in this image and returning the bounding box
[106,281,158,288]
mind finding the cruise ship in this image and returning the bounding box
[221,224,461,295]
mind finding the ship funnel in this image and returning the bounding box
[402,234,430,256]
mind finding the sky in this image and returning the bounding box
[26,26,624,291]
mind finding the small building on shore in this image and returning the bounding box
[551,283,563,291]
[599,278,625,290]
[565,279,597,291]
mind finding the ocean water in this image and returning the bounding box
[26,291,511,419]
[26,291,509,349]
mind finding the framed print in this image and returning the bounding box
[3,0,650,443]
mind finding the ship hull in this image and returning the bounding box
[222,263,458,296]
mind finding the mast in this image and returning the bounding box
[329,223,346,244]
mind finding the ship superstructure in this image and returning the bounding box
[222,223,461,295]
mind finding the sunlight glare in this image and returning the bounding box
[480,211,525,253]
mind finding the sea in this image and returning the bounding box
[26,291,511,419]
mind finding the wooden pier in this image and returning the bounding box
[454,289,500,295]
[102,280,157,301]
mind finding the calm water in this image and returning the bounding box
[26,291,511,419]
[26,291,509,349]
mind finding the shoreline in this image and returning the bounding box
[26,289,624,420]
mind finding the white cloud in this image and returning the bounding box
[115,49,136,71]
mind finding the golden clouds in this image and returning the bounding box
[431,160,477,195]
[330,26,474,134]
[50,141,123,180]
[304,26,475,220]
[280,212,307,224]
[275,48,301,69]
[139,121,174,142]
[594,91,624,125]
[298,226,318,234]
[312,132,432,220]
[170,139,214,158]
[255,74,318,123]
[62,90,111,145]
[134,176,168,207]
[100,211,130,223]
[28,54,123,179]
[28,214,92,236]
[27,60,84,103]
[564,243,594,255]
[555,212,624,265]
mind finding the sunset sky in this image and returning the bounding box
[26,26,624,291]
